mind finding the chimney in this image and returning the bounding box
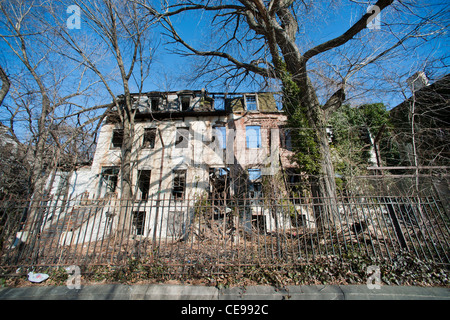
[407,71,429,92]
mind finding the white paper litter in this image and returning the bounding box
[27,272,49,283]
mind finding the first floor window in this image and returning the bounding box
[137,170,151,200]
[172,170,186,200]
[132,211,146,236]
[248,168,262,199]
[99,167,119,197]
[246,125,261,149]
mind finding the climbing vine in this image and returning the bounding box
[281,70,321,174]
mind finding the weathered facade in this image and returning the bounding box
[41,90,308,242]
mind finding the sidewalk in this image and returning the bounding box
[0,283,448,300]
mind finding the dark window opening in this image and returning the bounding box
[132,211,146,236]
[280,128,292,151]
[111,129,123,149]
[137,170,151,200]
[175,127,189,148]
[252,215,266,233]
[150,98,160,111]
[181,97,190,111]
[285,169,305,202]
[143,128,156,149]
[172,170,186,200]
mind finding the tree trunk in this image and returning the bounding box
[286,74,340,227]
[117,109,135,236]
[308,103,339,227]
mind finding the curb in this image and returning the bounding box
[0,284,449,300]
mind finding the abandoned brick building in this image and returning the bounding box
[36,90,311,243]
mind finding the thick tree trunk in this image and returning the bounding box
[288,74,340,227]
[308,104,339,227]
[117,111,135,236]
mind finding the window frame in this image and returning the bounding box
[172,169,187,201]
[214,126,226,150]
[99,166,119,197]
[245,94,258,111]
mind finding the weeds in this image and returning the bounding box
[0,250,447,288]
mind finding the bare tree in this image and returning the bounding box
[53,0,156,201]
[139,0,448,222]
[0,0,101,230]
[48,0,157,235]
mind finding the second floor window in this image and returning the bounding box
[175,127,189,148]
[246,125,261,149]
[214,126,226,149]
[143,128,156,149]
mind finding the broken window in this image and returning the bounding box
[214,96,226,110]
[175,127,189,148]
[111,129,123,149]
[143,128,156,149]
[150,98,160,111]
[172,170,186,200]
[245,95,258,111]
[132,211,146,236]
[248,168,262,199]
[180,96,191,111]
[214,126,226,150]
[252,215,266,233]
[274,93,283,110]
[137,170,151,200]
[246,126,261,149]
[99,167,119,197]
[209,167,230,200]
[280,127,292,151]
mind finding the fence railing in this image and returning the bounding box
[0,193,449,269]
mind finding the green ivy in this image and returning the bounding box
[281,71,321,174]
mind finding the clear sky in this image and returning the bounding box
[1,1,448,142]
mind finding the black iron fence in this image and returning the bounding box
[1,191,449,270]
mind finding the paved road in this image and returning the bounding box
[0,283,448,300]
